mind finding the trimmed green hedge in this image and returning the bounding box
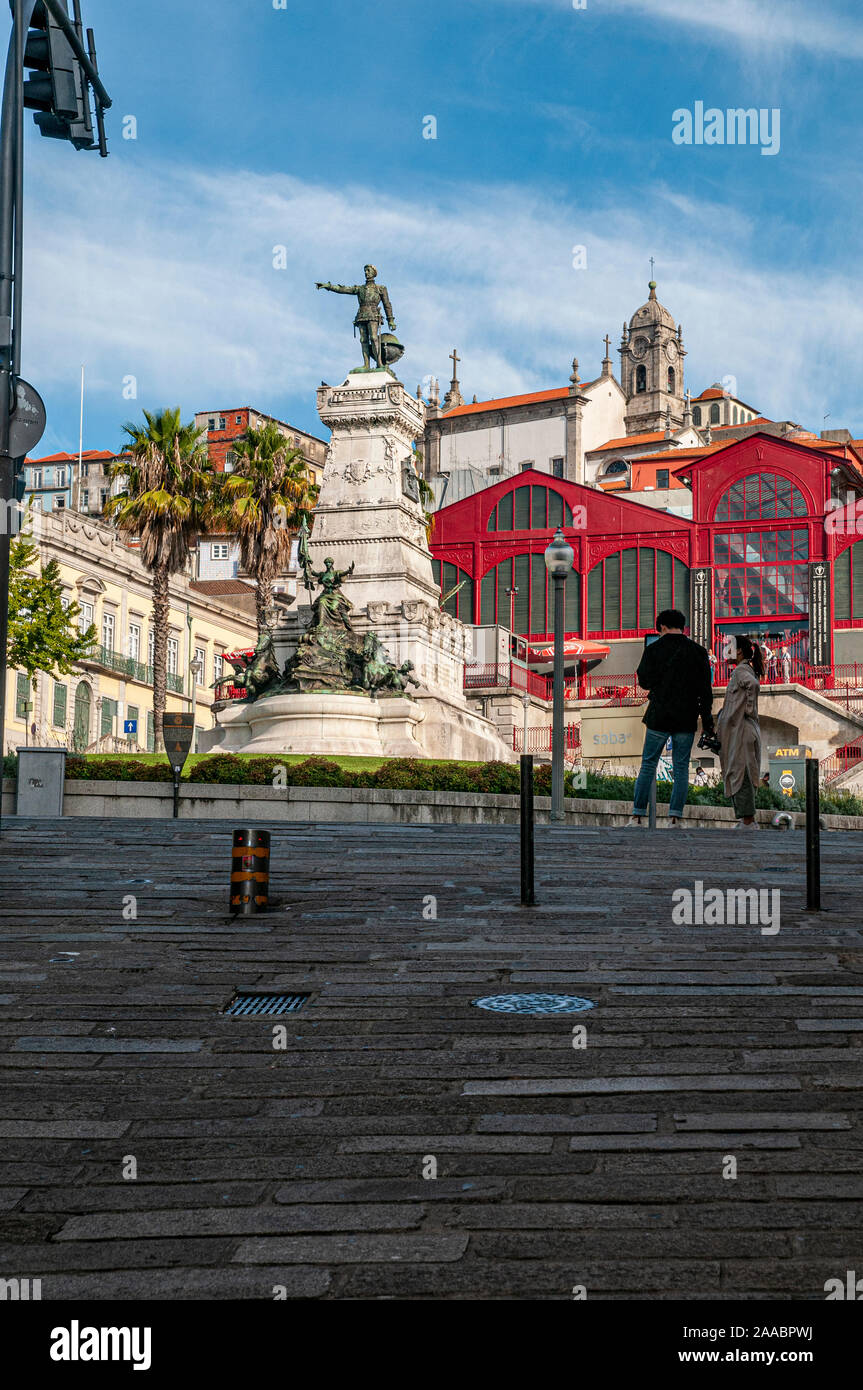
[51,752,863,816]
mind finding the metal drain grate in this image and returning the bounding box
[224,992,309,1017]
[473,992,595,1015]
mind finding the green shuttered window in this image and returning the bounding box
[479,554,581,636]
[485,485,571,532]
[53,683,67,728]
[432,556,474,622]
[835,542,863,621]
[587,547,690,634]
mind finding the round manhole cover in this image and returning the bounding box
[473,992,595,1015]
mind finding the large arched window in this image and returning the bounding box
[692,406,702,426]
[712,471,810,618]
[713,530,808,618]
[587,548,689,635]
[710,402,721,424]
[635,365,647,394]
[487,484,574,532]
[479,554,580,636]
[833,541,863,622]
[713,473,808,522]
[431,558,474,622]
[732,406,738,424]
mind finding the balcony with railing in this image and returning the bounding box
[565,673,644,706]
[79,643,184,692]
[463,661,552,701]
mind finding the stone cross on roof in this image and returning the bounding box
[442,348,465,412]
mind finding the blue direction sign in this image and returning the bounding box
[123,719,137,734]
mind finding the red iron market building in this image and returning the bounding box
[430,432,863,683]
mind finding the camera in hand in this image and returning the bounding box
[698,728,721,755]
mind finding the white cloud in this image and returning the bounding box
[20,157,863,443]
[518,0,863,60]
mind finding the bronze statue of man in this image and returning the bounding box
[316,264,396,371]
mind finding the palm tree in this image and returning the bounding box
[106,408,212,752]
[212,421,319,633]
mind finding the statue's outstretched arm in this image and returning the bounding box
[316,282,359,294]
[380,287,396,327]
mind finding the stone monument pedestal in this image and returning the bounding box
[209,691,424,758]
[206,369,513,765]
[311,371,510,760]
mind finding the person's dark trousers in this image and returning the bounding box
[633,729,696,819]
[732,773,756,820]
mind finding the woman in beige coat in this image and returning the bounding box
[716,634,763,829]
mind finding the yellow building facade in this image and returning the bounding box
[4,509,258,755]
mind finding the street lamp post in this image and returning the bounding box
[505,585,518,636]
[189,657,203,752]
[544,526,574,821]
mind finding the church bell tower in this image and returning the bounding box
[620,280,686,435]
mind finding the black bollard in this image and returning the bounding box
[230,829,271,915]
[805,758,821,911]
[520,754,536,906]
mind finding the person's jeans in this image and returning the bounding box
[633,728,695,820]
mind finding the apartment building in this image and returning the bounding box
[5,509,258,756]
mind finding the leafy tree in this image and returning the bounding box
[7,526,96,690]
[210,420,319,633]
[106,408,212,751]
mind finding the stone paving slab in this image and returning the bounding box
[0,816,861,1300]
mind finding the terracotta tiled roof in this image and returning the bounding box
[190,580,257,596]
[26,448,119,464]
[445,387,571,417]
[694,387,727,400]
[631,443,730,463]
[589,430,673,452]
[712,416,773,431]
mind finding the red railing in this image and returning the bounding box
[710,660,840,693]
[564,673,644,705]
[821,736,863,785]
[513,723,581,754]
[819,665,863,714]
[463,662,552,700]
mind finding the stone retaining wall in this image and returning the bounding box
[3,776,861,830]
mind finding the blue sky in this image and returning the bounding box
[12,0,863,455]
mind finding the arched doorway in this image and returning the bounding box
[72,683,91,752]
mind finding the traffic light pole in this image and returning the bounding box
[0,2,110,833]
[0,3,36,833]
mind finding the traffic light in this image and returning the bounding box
[23,2,95,151]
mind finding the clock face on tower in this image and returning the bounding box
[632,336,648,359]
[666,340,678,363]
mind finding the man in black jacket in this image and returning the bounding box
[623,609,715,828]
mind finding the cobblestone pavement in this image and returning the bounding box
[1,818,861,1300]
